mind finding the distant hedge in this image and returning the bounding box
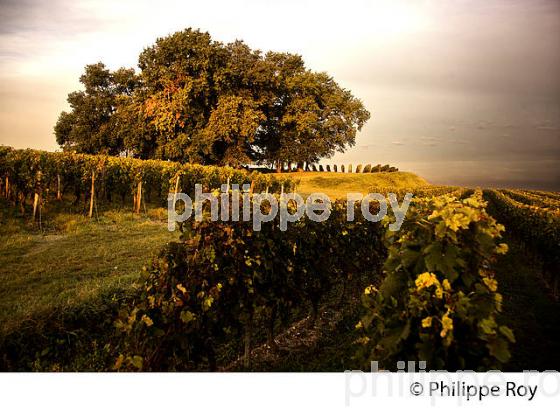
[301,163,398,173]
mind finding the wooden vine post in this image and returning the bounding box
[173,174,181,207]
[135,180,142,214]
[4,176,9,199]
[57,174,61,200]
[32,193,39,221]
[32,171,42,222]
[89,170,95,218]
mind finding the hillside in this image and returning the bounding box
[288,171,429,199]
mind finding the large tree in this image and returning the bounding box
[54,28,370,168]
[55,63,139,155]
[255,53,370,169]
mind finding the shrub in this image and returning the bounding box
[356,191,514,370]
[114,198,385,370]
[363,164,371,173]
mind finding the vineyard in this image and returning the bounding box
[484,189,560,296]
[0,148,559,371]
[0,146,295,224]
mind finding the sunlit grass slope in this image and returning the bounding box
[287,171,429,199]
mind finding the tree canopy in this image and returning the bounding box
[55,28,370,168]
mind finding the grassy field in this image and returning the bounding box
[0,203,178,338]
[287,171,429,199]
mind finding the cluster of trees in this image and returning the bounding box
[55,28,370,170]
[304,163,398,173]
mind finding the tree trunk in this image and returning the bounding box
[19,192,25,215]
[206,340,217,371]
[311,299,319,328]
[244,315,253,369]
[267,305,278,349]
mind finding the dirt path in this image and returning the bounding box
[224,302,363,372]
[230,236,560,371]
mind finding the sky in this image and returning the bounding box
[0,0,559,189]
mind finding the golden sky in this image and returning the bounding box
[1,0,559,188]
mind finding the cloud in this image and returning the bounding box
[0,0,111,36]
[536,125,559,131]
[418,136,440,146]
[419,136,441,142]
[449,138,469,145]
[0,0,559,189]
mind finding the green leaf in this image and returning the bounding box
[130,355,143,370]
[180,310,196,324]
[487,338,511,363]
[499,326,516,343]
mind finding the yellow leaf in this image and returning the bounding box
[141,314,154,327]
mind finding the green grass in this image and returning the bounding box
[286,171,429,199]
[0,204,178,337]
